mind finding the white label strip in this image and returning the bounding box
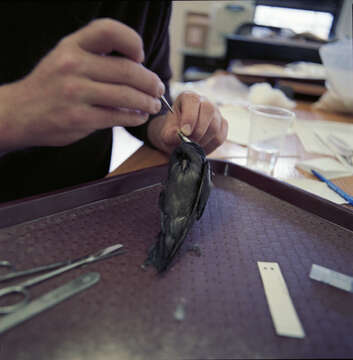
[309,264,353,293]
[257,262,305,338]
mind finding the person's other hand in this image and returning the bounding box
[148,91,228,155]
[2,18,164,150]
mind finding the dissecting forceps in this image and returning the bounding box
[0,243,124,314]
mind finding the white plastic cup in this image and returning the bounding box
[246,104,295,175]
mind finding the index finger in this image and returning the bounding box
[75,18,144,63]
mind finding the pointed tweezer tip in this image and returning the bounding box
[159,96,191,143]
[161,95,174,113]
[178,131,191,143]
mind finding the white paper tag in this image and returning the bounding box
[257,262,305,338]
[309,264,353,293]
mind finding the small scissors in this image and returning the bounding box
[0,243,124,314]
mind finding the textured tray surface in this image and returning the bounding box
[1,174,353,359]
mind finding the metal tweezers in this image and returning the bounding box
[160,95,191,142]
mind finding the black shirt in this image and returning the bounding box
[0,1,172,202]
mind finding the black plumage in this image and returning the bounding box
[145,135,211,272]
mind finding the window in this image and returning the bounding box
[254,5,334,39]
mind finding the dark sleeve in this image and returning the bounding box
[126,2,173,147]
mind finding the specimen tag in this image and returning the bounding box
[257,262,305,338]
[310,264,353,293]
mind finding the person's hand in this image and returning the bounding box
[148,91,228,155]
[0,18,164,150]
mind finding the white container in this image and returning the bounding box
[319,39,353,102]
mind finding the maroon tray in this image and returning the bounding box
[0,160,352,359]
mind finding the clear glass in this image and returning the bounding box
[246,104,295,175]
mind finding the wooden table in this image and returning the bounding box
[109,101,353,207]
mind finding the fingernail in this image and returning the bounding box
[158,81,165,97]
[181,124,192,136]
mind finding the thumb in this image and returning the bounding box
[174,98,193,136]
[175,91,202,137]
[180,123,192,137]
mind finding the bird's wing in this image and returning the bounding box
[195,159,212,220]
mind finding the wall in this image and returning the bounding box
[169,1,255,82]
[169,1,214,82]
[170,0,254,81]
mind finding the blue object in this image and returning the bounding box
[311,169,353,205]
